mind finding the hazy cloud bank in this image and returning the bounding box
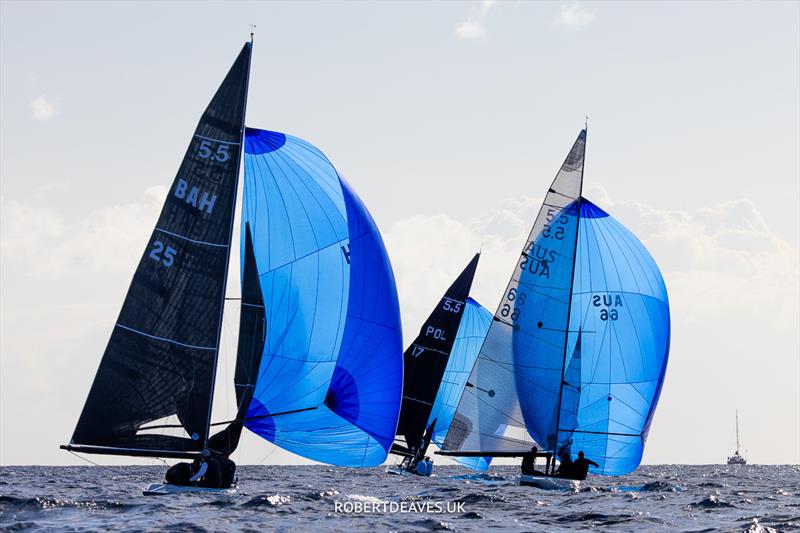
[1,186,797,465]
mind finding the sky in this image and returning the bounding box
[1,1,798,467]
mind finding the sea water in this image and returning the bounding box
[1,464,797,531]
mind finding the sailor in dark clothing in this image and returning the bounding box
[555,454,574,478]
[570,451,598,480]
[164,450,236,488]
[521,446,538,475]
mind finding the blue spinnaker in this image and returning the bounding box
[442,130,669,477]
[561,199,670,475]
[429,298,493,471]
[241,128,403,467]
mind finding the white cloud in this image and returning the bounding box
[454,0,495,40]
[0,186,167,279]
[557,3,594,28]
[455,20,487,40]
[479,0,495,17]
[30,94,56,121]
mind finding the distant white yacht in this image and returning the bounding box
[727,410,747,465]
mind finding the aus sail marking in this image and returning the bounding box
[341,243,351,264]
[592,293,623,321]
[519,243,558,279]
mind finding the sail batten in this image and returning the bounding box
[68,43,252,457]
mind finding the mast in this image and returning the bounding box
[551,127,586,469]
[203,41,253,452]
[736,410,740,453]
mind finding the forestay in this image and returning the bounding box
[241,128,403,467]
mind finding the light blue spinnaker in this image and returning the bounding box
[428,297,492,471]
[561,199,670,475]
[241,128,403,467]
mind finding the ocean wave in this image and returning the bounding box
[688,494,736,509]
[240,494,292,508]
[0,495,135,512]
[454,492,508,505]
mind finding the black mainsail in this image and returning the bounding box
[394,253,481,454]
[64,43,252,458]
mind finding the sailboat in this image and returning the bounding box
[727,411,747,465]
[61,39,404,492]
[439,129,671,486]
[387,254,491,475]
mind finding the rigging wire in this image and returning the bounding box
[67,450,152,483]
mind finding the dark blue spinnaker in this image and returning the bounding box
[241,128,403,467]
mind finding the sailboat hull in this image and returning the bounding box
[142,483,237,496]
[519,475,579,491]
[385,461,433,476]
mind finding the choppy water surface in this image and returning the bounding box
[1,464,798,531]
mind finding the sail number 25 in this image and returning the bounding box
[149,240,176,268]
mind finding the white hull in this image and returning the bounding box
[519,475,579,491]
[142,483,237,496]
